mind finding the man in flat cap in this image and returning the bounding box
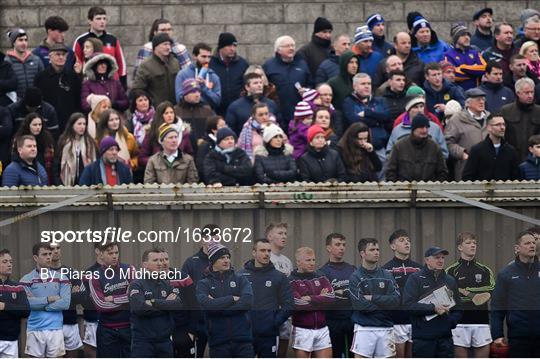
[471,8,494,51]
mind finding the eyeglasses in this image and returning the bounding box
[280,43,295,49]
[526,27,540,32]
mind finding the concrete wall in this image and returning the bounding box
[1,0,538,78]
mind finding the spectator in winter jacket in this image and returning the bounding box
[408,12,450,64]
[501,77,540,160]
[129,248,183,358]
[243,65,280,104]
[352,26,384,78]
[73,7,127,88]
[315,34,351,84]
[393,32,425,86]
[520,134,540,179]
[386,114,448,181]
[96,109,138,170]
[0,248,30,358]
[479,62,515,113]
[263,36,311,125]
[382,229,422,358]
[313,107,339,150]
[81,53,128,114]
[127,89,155,146]
[239,239,293,358]
[226,73,280,135]
[238,103,278,162]
[5,28,45,100]
[0,106,13,173]
[289,247,334,357]
[463,114,520,181]
[0,51,17,107]
[387,95,449,159]
[32,16,76,71]
[483,23,517,75]
[403,246,462,358]
[423,62,466,122]
[374,55,404,93]
[504,54,536,90]
[471,8,494,51]
[349,238,400,358]
[328,51,359,113]
[382,70,409,121]
[440,60,457,84]
[490,230,540,358]
[520,41,540,82]
[288,101,313,159]
[315,83,345,137]
[196,115,226,182]
[515,17,540,49]
[366,13,394,56]
[34,43,81,133]
[209,32,249,116]
[338,122,381,182]
[79,136,132,186]
[298,125,346,182]
[2,135,48,187]
[203,127,253,186]
[298,17,333,78]
[144,123,198,184]
[196,241,254,358]
[318,233,356,358]
[175,43,221,109]
[132,33,180,108]
[133,18,191,77]
[254,123,297,184]
[444,23,487,91]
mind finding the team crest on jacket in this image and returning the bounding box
[379,282,385,288]
[314,280,320,286]
[161,290,167,297]
[265,281,272,287]
[12,292,17,299]
[475,274,482,283]
[230,281,236,288]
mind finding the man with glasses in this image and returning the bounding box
[515,17,540,49]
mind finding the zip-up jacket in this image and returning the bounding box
[89,263,135,329]
[79,262,101,323]
[318,261,356,320]
[181,249,209,333]
[403,266,462,339]
[168,267,196,333]
[20,268,71,331]
[196,268,253,347]
[2,158,48,187]
[175,63,221,108]
[0,278,30,340]
[239,260,293,337]
[424,79,466,121]
[209,53,249,116]
[446,258,495,324]
[349,265,400,328]
[520,154,540,180]
[289,270,335,329]
[51,265,83,325]
[5,50,44,99]
[382,257,422,324]
[444,47,487,91]
[490,256,540,339]
[129,277,182,341]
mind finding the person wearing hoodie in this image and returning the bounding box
[315,34,351,84]
[478,62,515,113]
[366,13,394,56]
[263,36,311,126]
[209,32,249,116]
[0,51,18,106]
[407,13,449,64]
[298,17,334,79]
[81,52,128,113]
[328,51,359,112]
[239,239,293,358]
[423,62,466,122]
[349,238,400,358]
[196,241,254,358]
[254,124,297,184]
[520,134,540,179]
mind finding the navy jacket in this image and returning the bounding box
[8,99,59,139]
[423,79,465,121]
[349,266,400,328]
[462,136,521,181]
[478,81,515,114]
[78,158,133,186]
[181,249,210,334]
[0,278,30,341]
[196,268,253,346]
[209,54,249,116]
[382,257,422,324]
[403,266,462,339]
[520,154,540,180]
[491,257,540,339]
[471,29,494,52]
[2,158,48,187]
[238,260,293,337]
[129,277,183,341]
[315,52,339,84]
[318,261,356,320]
[263,53,311,125]
[226,95,280,135]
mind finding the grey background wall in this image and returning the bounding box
[1,0,539,78]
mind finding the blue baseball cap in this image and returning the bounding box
[424,246,449,257]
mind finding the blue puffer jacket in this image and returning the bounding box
[491,256,540,340]
[519,154,540,180]
[263,53,311,124]
[403,266,462,340]
[342,94,391,150]
[315,53,339,84]
[226,95,280,135]
[196,268,253,346]
[209,54,249,116]
[2,158,48,187]
[238,260,293,338]
[412,39,450,64]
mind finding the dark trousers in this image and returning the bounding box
[209,342,254,358]
[173,328,196,358]
[253,336,278,358]
[509,337,540,358]
[96,325,131,358]
[131,339,173,358]
[327,318,354,358]
[412,337,453,358]
[195,330,208,357]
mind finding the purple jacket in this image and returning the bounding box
[81,78,128,113]
[288,120,310,160]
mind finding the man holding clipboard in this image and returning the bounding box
[403,247,463,357]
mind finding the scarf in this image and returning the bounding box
[87,113,97,139]
[132,106,155,145]
[238,116,277,161]
[214,145,236,163]
[60,139,95,186]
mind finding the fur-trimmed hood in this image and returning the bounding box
[83,52,118,80]
[253,143,294,157]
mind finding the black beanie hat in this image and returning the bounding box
[24,87,42,107]
[218,32,238,49]
[314,17,333,33]
[411,113,430,131]
[216,127,237,145]
[152,33,172,50]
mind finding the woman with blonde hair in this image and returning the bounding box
[520,40,540,80]
[96,109,138,170]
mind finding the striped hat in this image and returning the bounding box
[302,88,320,103]
[158,122,180,144]
[208,241,230,264]
[366,13,385,30]
[354,25,373,44]
[294,101,313,118]
[412,16,431,36]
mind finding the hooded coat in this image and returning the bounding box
[328,51,357,111]
[253,143,297,184]
[298,34,333,78]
